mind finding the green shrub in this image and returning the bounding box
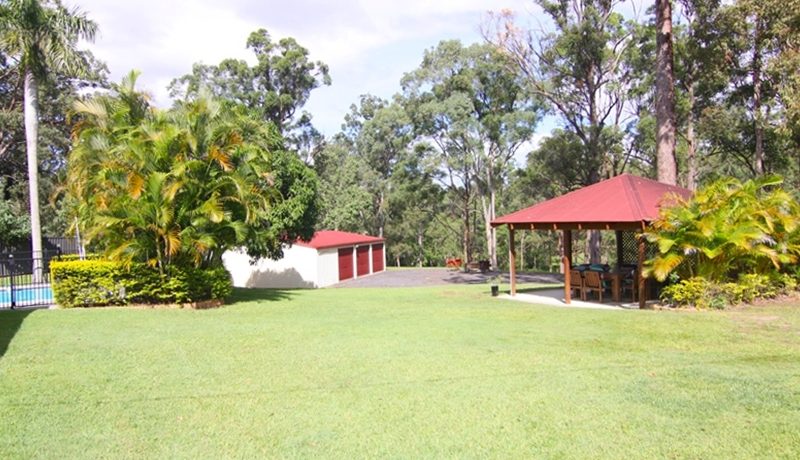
[661,277,718,309]
[660,273,796,309]
[51,260,232,308]
[51,260,125,308]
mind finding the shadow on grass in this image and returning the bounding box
[516,285,564,294]
[226,287,298,305]
[0,308,33,359]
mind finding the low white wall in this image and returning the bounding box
[223,245,319,288]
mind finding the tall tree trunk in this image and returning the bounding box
[489,187,497,269]
[686,83,697,190]
[417,228,424,267]
[24,70,43,282]
[655,0,678,185]
[462,190,471,265]
[753,15,765,175]
[377,191,385,238]
[480,171,499,270]
[589,231,602,264]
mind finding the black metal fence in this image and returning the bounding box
[0,236,82,257]
[0,250,61,309]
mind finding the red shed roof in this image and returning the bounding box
[295,230,384,250]
[492,174,692,230]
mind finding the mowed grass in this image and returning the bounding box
[1,284,799,458]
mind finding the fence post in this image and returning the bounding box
[9,254,15,309]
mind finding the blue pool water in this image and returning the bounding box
[0,286,53,307]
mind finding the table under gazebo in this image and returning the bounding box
[491,174,692,309]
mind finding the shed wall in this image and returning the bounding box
[223,245,319,288]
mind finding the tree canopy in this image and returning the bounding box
[67,72,318,270]
[169,28,331,157]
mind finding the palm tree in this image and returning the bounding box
[645,175,800,282]
[0,0,97,279]
[68,75,277,272]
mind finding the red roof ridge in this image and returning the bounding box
[621,174,647,220]
[295,230,384,250]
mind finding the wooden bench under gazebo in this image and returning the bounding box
[491,174,692,308]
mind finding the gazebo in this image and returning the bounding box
[491,174,692,308]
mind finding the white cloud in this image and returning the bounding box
[74,0,533,134]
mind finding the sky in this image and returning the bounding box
[76,0,542,139]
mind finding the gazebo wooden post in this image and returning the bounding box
[563,229,572,304]
[615,230,624,266]
[638,235,646,309]
[508,225,517,296]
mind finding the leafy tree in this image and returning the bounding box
[485,0,636,262]
[0,189,29,247]
[0,0,97,275]
[66,72,318,271]
[402,40,540,267]
[340,95,416,238]
[315,139,374,233]
[169,28,331,156]
[703,0,800,178]
[645,175,800,282]
[672,0,728,189]
[384,150,444,266]
[1,47,107,238]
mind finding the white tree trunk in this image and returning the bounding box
[480,157,498,270]
[24,70,44,282]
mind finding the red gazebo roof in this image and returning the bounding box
[492,174,692,230]
[295,230,384,250]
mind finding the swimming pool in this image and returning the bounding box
[0,285,53,307]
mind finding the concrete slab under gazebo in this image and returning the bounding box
[491,174,692,309]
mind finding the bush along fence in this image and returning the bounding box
[50,259,232,308]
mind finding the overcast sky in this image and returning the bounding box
[77,0,543,138]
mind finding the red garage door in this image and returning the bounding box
[338,248,353,281]
[356,246,370,276]
[372,243,384,272]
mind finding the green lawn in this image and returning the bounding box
[1,284,799,458]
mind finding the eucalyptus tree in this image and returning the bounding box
[0,0,96,277]
[169,28,331,158]
[340,94,415,238]
[402,40,540,268]
[485,0,636,262]
[718,0,800,178]
[384,151,444,267]
[314,138,373,233]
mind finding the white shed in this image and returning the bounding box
[223,230,386,288]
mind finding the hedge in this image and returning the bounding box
[50,260,232,308]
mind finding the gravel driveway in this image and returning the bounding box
[332,268,562,288]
